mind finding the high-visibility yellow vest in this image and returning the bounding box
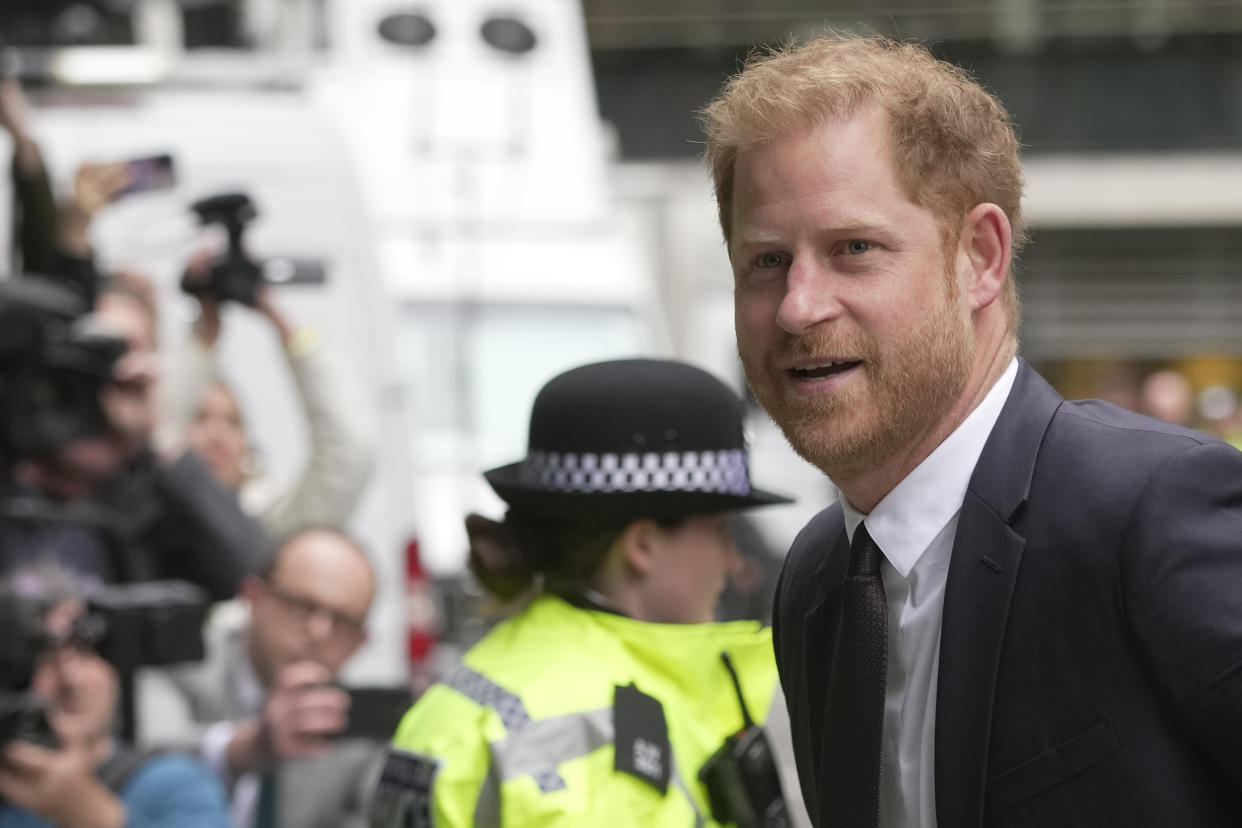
[371,594,780,827]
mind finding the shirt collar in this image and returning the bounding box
[844,357,1018,576]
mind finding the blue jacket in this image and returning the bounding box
[1,751,230,828]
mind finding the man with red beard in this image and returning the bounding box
[702,33,1242,828]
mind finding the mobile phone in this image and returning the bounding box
[114,154,176,199]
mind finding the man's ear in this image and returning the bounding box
[239,574,264,606]
[957,202,1012,312]
[618,519,661,579]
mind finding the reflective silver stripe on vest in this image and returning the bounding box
[451,666,707,824]
[486,706,706,826]
[490,707,612,783]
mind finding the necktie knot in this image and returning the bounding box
[849,524,882,576]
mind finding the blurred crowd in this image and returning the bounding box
[0,68,388,828]
[0,54,802,825]
[1091,365,1242,450]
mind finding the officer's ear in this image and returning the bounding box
[618,519,662,579]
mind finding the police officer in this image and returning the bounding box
[370,358,806,827]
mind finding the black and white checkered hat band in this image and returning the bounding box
[518,449,751,496]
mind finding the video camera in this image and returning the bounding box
[180,192,327,306]
[181,192,265,306]
[0,579,208,747]
[0,589,56,748]
[0,276,127,460]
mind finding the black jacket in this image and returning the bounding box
[1,449,267,602]
[774,360,1242,826]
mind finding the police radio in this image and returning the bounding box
[698,652,791,828]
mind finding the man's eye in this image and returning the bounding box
[756,252,786,268]
[844,240,871,255]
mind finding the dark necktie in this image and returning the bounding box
[821,523,888,827]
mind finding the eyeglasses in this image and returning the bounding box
[264,583,365,638]
[38,613,106,654]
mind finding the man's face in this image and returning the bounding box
[185,383,248,489]
[93,293,156,357]
[29,602,117,745]
[730,106,974,483]
[246,532,374,687]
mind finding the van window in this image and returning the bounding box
[396,302,648,468]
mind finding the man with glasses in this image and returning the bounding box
[141,527,383,828]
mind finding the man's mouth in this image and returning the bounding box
[789,360,861,380]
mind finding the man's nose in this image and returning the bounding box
[775,258,844,335]
[306,608,337,641]
[48,646,88,684]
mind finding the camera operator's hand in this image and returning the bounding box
[100,348,160,455]
[59,162,130,258]
[225,660,349,776]
[181,247,224,347]
[0,740,127,828]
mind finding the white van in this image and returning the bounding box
[309,0,673,580]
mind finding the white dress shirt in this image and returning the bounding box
[842,358,1018,828]
[200,628,266,828]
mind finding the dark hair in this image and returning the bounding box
[466,511,686,604]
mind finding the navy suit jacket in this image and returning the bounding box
[773,360,1242,826]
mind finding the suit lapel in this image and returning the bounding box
[805,512,851,811]
[935,360,1062,827]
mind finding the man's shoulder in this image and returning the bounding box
[774,503,844,617]
[117,748,219,798]
[786,503,844,576]
[117,749,230,823]
[1045,397,1229,473]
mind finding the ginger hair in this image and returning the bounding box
[701,32,1026,317]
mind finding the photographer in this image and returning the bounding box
[141,528,386,828]
[0,272,268,602]
[164,211,376,539]
[0,577,230,828]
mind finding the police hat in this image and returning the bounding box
[483,359,793,522]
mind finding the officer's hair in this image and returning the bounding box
[466,511,685,605]
[700,31,1026,317]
